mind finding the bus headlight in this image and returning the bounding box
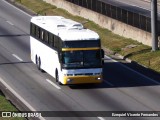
[96,77,102,80]
[67,79,73,83]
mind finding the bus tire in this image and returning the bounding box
[37,57,42,71]
[55,70,62,85]
[35,55,38,65]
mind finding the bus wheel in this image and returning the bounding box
[37,57,42,71]
[55,70,62,85]
[35,55,38,65]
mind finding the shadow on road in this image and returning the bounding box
[0,34,29,37]
[70,59,160,89]
[0,61,32,65]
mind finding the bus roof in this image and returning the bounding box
[31,16,100,41]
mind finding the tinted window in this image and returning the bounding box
[63,40,100,48]
[62,50,101,69]
[31,23,36,36]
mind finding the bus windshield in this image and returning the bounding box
[62,50,101,69]
[63,40,100,48]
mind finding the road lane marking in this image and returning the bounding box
[97,117,105,120]
[12,54,23,62]
[104,81,114,87]
[46,79,61,90]
[6,20,14,25]
[105,55,160,85]
[105,55,117,63]
[2,0,32,17]
[0,77,45,120]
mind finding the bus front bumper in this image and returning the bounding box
[62,75,103,84]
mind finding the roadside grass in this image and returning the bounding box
[15,0,160,73]
[0,92,24,120]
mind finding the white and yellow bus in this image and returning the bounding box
[30,16,104,85]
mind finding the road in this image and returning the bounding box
[0,0,160,120]
[102,0,160,19]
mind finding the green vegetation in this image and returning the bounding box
[0,93,15,111]
[0,92,24,120]
[15,0,160,73]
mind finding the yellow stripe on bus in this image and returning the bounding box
[62,47,101,51]
[63,75,103,84]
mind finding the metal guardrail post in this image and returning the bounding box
[151,0,158,51]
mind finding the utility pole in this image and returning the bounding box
[151,0,158,51]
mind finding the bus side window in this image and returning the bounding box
[44,31,49,44]
[31,23,36,36]
[40,29,44,41]
[54,36,58,49]
[49,34,54,47]
[54,36,62,51]
[36,26,40,39]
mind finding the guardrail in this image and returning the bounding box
[66,0,160,35]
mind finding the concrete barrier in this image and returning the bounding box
[43,0,154,46]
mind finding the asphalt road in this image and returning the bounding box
[0,0,160,120]
[103,0,160,19]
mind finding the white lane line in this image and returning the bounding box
[97,117,105,120]
[105,55,160,85]
[6,20,14,25]
[104,81,114,87]
[0,77,45,120]
[105,55,117,63]
[46,79,61,90]
[2,0,32,17]
[12,54,23,62]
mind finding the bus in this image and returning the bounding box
[30,16,104,85]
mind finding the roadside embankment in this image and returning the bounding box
[0,91,24,120]
[43,0,155,47]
